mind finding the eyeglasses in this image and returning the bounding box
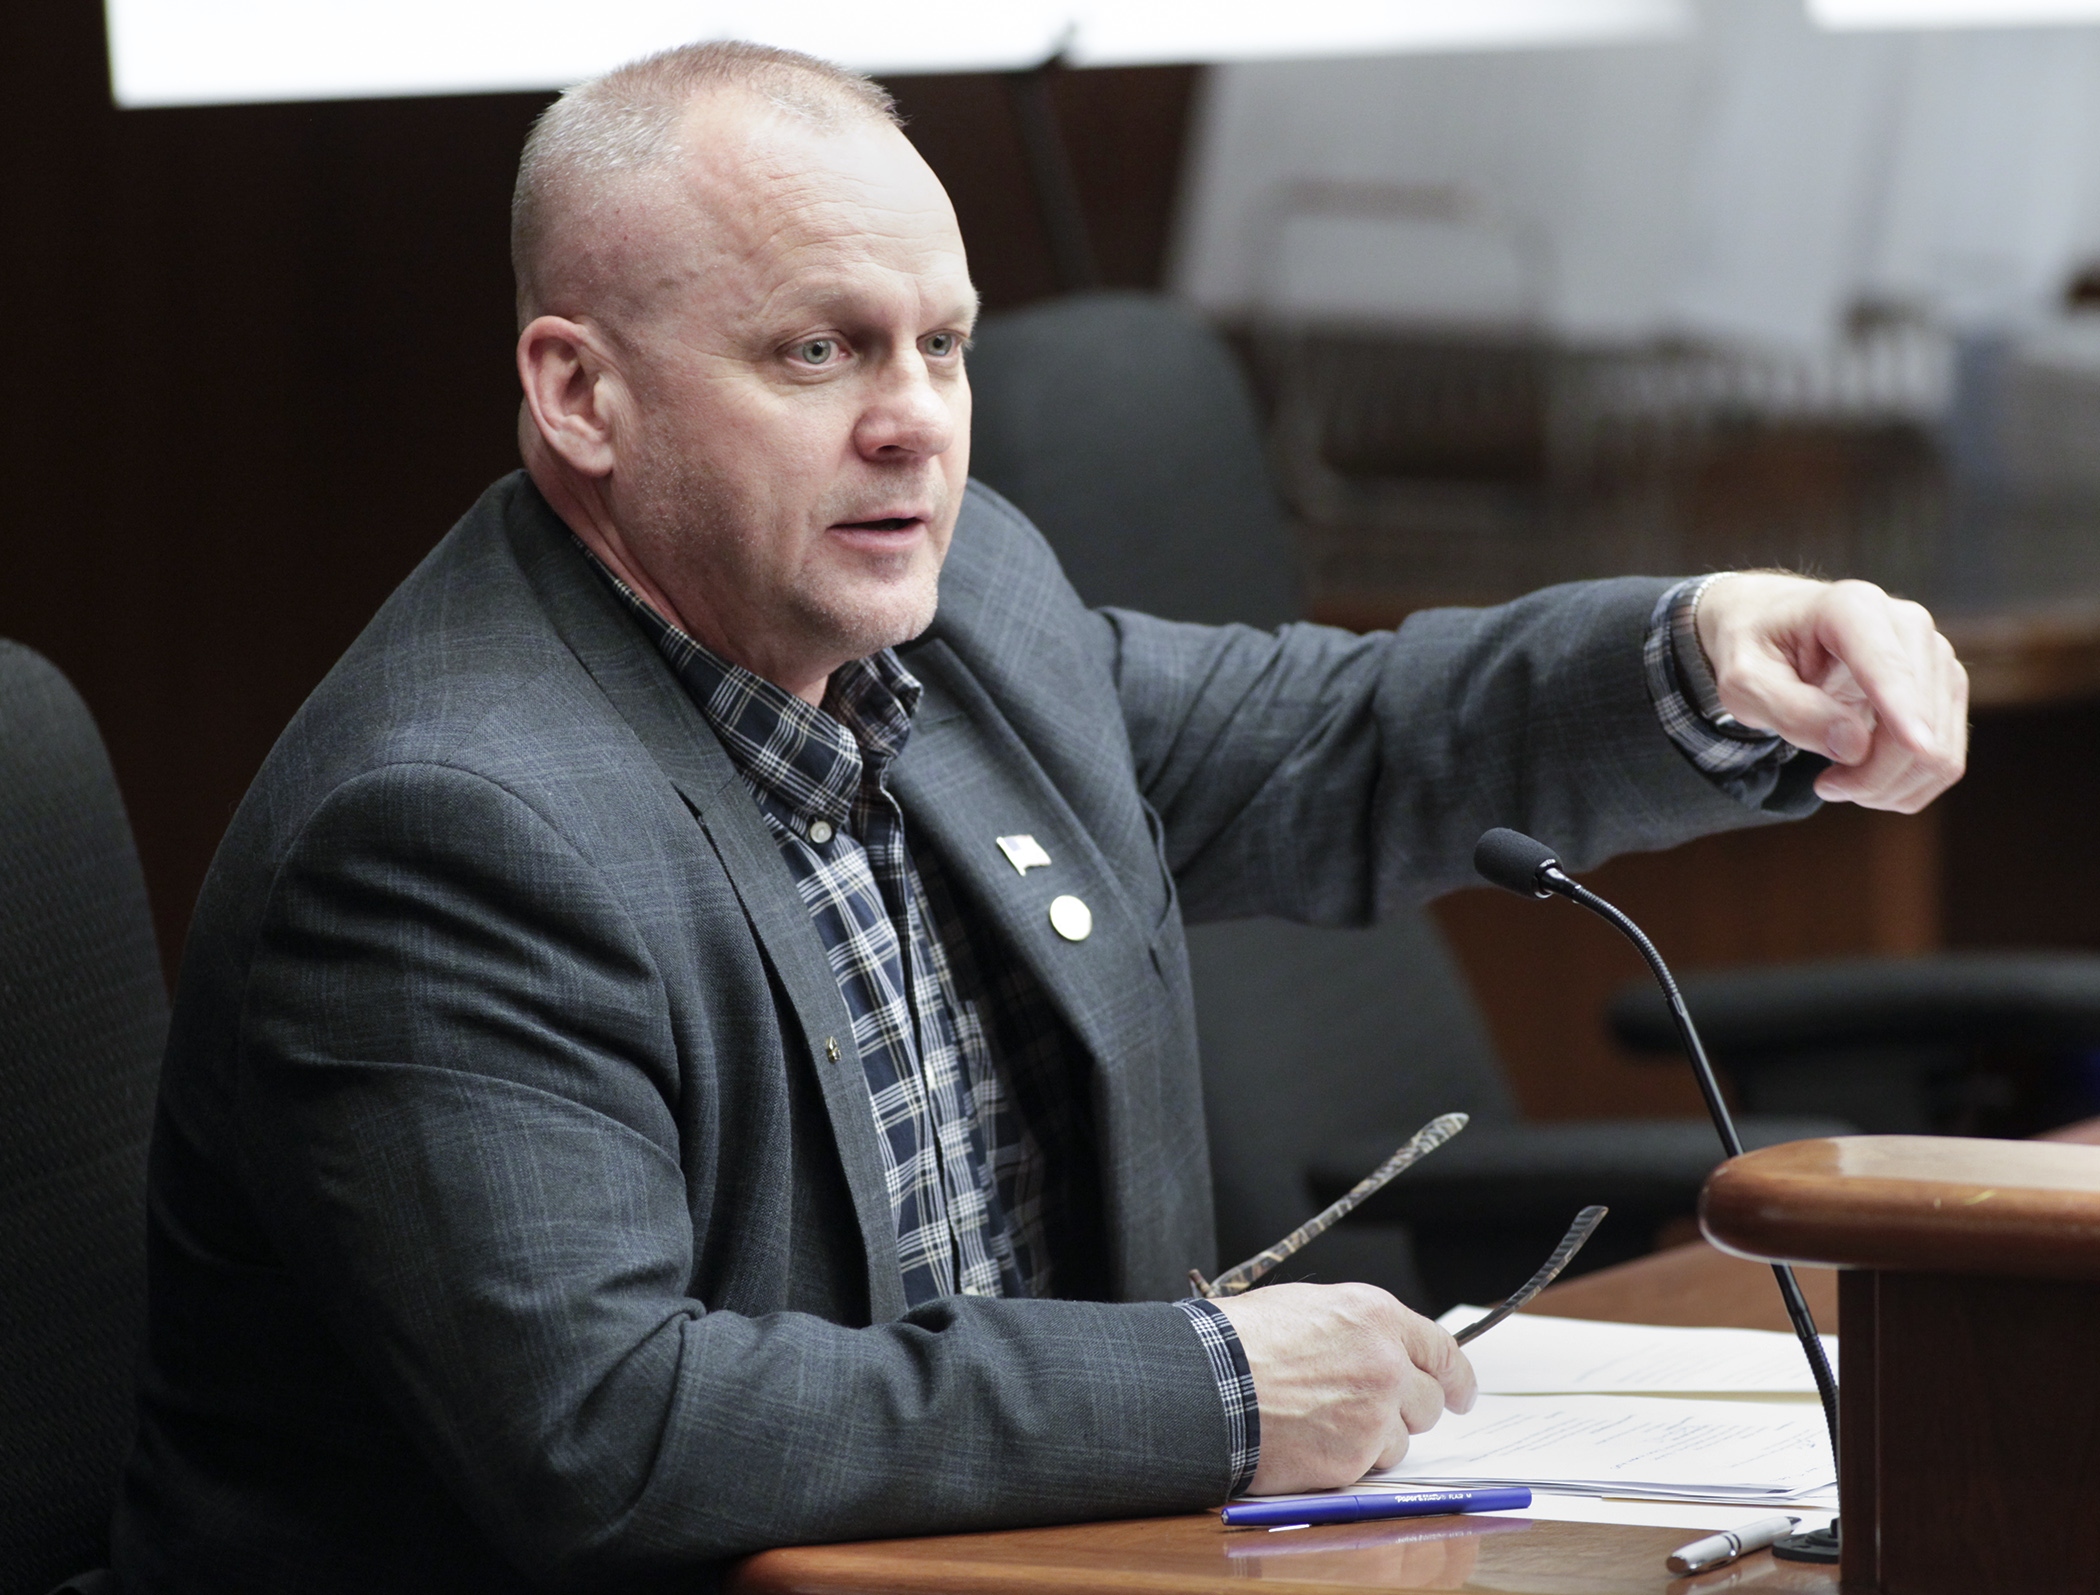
[1187,1110,1608,1346]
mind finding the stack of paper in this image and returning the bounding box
[1362,1391,1836,1507]
[1441,1308,1838,1400]
[1334,1311,1837,1512]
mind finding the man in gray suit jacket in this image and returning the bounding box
[118,40,1967,1593]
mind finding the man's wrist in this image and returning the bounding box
[1672,573,1737,727]
[1644,576,1800,804]
[1176,1297,1260,1497]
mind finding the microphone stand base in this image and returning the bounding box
[1772,1523,1841,1563]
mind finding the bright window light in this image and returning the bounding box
[1811,0,2100,26]
[105,0,1688,110]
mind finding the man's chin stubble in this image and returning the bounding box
[789,575,940,667]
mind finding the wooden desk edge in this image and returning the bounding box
[732,1516,1723,1595]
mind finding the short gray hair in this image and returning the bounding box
[510,40,900,321]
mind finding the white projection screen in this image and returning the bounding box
[103,0,1688,109]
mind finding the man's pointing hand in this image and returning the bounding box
[1695,573,1968,813]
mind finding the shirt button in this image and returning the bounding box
[962,1284,988,1296]
[807,819,835,845]
[1048,895,1092,942]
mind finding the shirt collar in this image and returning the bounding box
[575,538,922,824]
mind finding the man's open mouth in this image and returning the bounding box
[837,517,920,532]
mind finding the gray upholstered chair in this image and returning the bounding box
[1611,952,2100,1136]
[0,642,165,1594]
[967,290,1846,1310]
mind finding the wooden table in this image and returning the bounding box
[732,1243,1839,1594]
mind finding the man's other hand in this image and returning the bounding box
[1695,573,1968,813]
[1212,1282,1476,1495]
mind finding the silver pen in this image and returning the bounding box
[1665,1515,1800,1575]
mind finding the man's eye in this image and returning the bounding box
[796,339,838,365]
[926,332,960,357]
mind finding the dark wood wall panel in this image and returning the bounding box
[884,65,1202,309]
[1943,699,2100,952]
[9,3,543,968]
[4,2,1198,971]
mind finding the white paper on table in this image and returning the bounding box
[1439,1308,1838,1398]
[1474,1494,1838,1532]
[1360,1393,1837,1504]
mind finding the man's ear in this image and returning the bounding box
[517,316,623,478]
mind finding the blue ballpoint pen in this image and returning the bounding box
[1221,1486,1533,1529]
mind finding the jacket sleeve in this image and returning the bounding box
[233,759,1234,1582]
[1101,577,1821,925]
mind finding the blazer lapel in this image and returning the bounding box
[508,492,909,1323]
[893,641,1188,1298]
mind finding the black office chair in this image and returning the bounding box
[966,290,1847,1311]
[0,642,166,1595]
[1611,952,2100,1136]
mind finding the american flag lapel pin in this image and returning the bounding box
[995,834,1052,875]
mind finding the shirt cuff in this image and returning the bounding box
[1645,576,1800,807]
[1176,1297,1260,1497]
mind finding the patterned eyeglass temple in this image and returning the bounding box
[1449,1204,1609,1345]
[1189,1112,1468,1299]
[1187,1110,1609,1346]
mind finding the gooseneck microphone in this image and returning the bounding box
[1474,828,1842,1564]
[1474,828,1750,1159]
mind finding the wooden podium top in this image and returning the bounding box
[1703,1134,2100,1278]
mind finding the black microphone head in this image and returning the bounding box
[1474,828,1563,898]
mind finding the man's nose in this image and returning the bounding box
[854,355,957,461]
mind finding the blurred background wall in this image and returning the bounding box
[1176,2,2100,616]
[12,0,2100,1126]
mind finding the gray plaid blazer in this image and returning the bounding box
[117,473,1806,1591]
